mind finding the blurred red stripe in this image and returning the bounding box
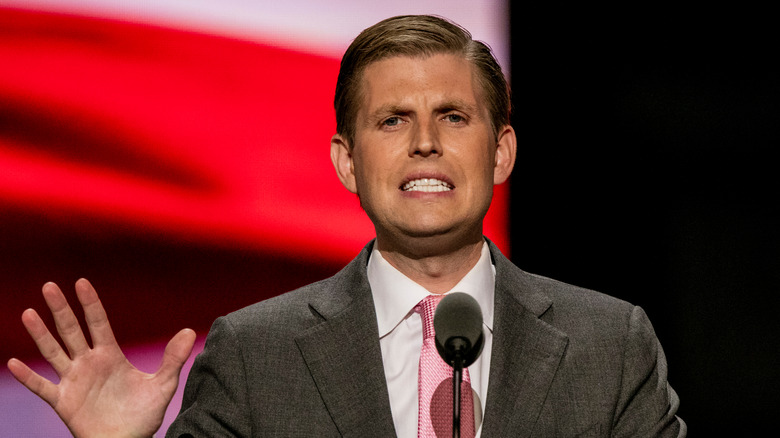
[0,7,509,258]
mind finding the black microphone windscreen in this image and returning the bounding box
[433,292,483,359]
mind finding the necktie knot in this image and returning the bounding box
[416,294,444,340]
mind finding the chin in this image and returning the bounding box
[401,224,482,243]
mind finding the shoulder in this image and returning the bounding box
[488,240,634,319]
[524,270,634,317]
[489,241,640,343]
[217,241,373,336]
[222,276,332,333]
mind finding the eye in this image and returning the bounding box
[444,113,465,123]
[382,116,402,127]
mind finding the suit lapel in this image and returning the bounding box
[294,244,396,437]
[481,244,569,438]
[293,241,569,437]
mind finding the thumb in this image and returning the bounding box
[155,328,196,394]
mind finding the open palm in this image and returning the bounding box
[7,279,196,438]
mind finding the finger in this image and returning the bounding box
[42,282,90,356]
[155,328,196,395]
[21,308,74,374]
[7,358,60,407]
[74,278,118,348]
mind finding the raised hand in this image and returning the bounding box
[6,279,196,438]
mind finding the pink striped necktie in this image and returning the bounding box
[416,294,476,438]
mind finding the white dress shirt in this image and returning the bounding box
[367,241,495,438]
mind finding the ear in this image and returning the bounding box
[330,133,358,194]
[493,125,517,185]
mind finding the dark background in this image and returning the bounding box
[508,6,779,435]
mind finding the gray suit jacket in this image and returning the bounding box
[167,241,685,437]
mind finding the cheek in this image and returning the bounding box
[459,146,495,178]
[351,155,385,198]
[353,139,400,180]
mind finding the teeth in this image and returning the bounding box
[402,178,453,192]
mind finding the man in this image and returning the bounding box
[7,15,685,437]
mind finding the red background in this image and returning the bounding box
[0,7,510,361]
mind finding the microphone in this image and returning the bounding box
[433,292,484,438]
[433,292,484,368]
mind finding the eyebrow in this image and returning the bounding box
[365,104,408,126]
[435,99,480,116]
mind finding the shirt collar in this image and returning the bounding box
[367,240,496,338]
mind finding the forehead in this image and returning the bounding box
[357,54,485,113]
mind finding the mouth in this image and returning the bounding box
[401,178,454,192]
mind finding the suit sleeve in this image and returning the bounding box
[165,316,252,438]
[612,306,687,437]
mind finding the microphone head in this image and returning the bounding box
[433,292,484,368]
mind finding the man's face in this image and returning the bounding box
[331,53,515,252]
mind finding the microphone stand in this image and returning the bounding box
[448,338,469,438]
[452,356,463,438]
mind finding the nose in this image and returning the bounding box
[408,118,440,157]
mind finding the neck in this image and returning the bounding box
[375,234,484,294]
